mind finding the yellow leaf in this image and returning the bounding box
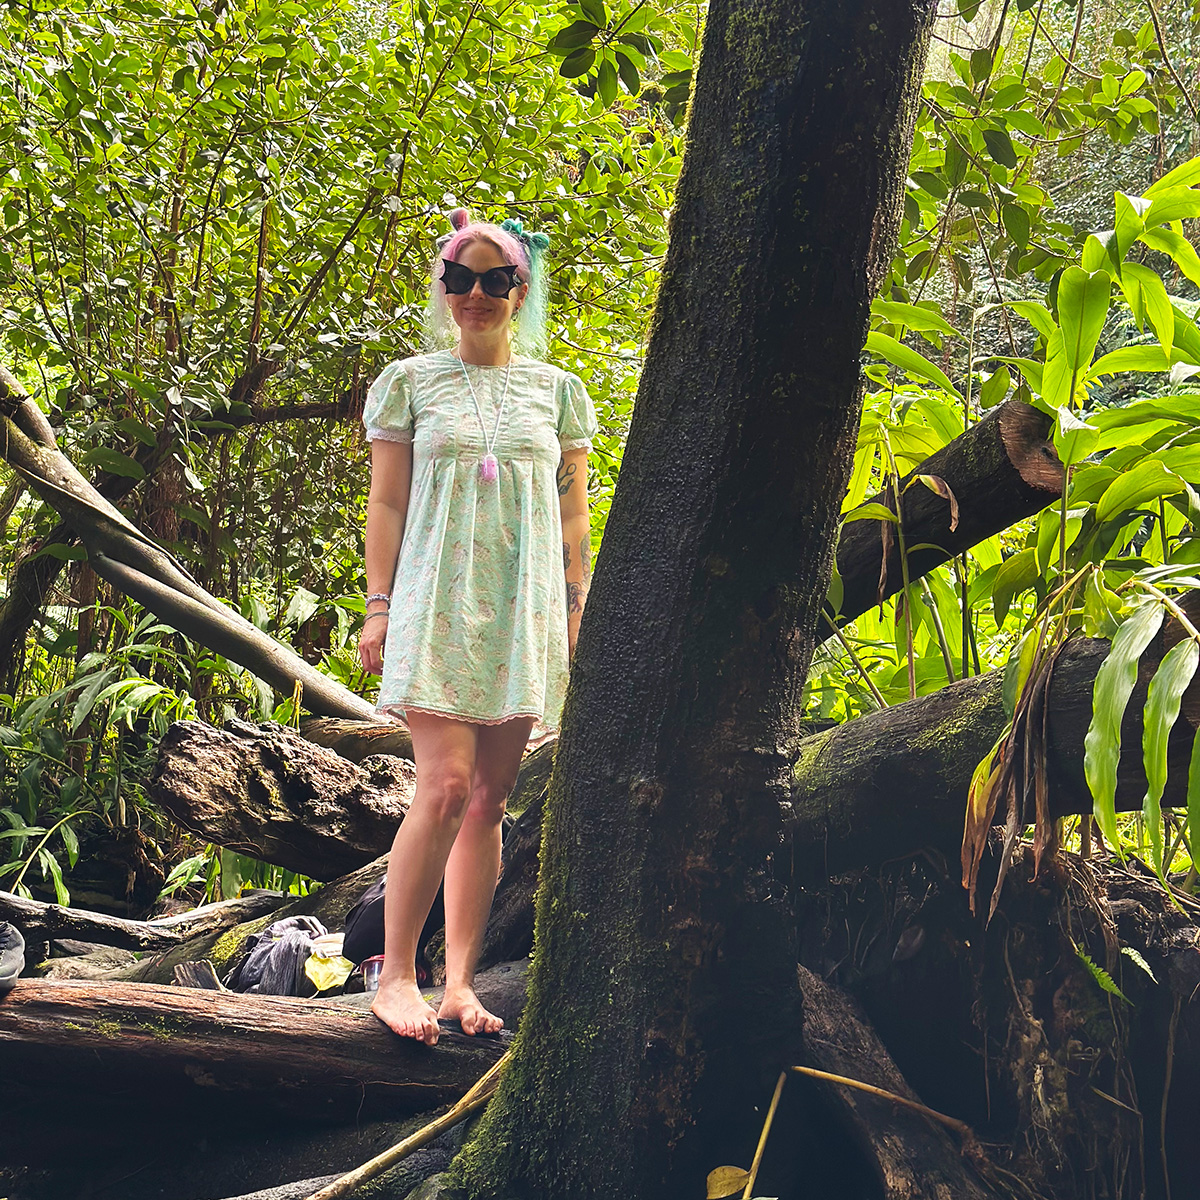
[706,1165,751,1198]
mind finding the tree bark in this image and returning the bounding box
[832,399,1062,626]
[792,618,1200,880]
[147,719,415,879]
[0,889,286,959]
[0,979,506,1121]
[457,3,939,1197]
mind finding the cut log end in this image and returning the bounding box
[998,400,1064,493]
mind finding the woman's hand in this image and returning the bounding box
[359,610,388,675]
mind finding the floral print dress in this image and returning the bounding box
[363,351,597,728]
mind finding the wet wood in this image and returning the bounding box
[148,718,416,879]
[0,889,286,956]
[0,979,508,1121]
[832,400,1062,626]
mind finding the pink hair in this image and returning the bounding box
[438,210,531,278]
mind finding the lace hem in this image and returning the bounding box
[366,426,414,444]
[558,437,592,452]
[377,702,547,727]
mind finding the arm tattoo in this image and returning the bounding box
[566,580,585,614]
[556,457,577,496]
[580,535,592,579]
[563,542,571,571]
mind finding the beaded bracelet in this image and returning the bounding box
[365,592,391,606]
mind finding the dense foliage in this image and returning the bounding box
[1,0,1199,909]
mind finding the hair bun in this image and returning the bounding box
[448,207,471,231]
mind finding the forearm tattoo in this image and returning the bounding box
[566,580,585,614]
[557,457,577,497]
[580,535,591,579]
[563,542,571,571]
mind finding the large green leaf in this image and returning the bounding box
[1084,601,1165,850]
[870,299,957,337]
[1095,460,1187,523]
[1086,344,1171,380]
[1188,728,1200,892]
[864,332,961,398]
[1144,187,1200,229]
[1053,405,1098,466]
[1057,266,1111,372]
[1118,262,1175,353]
[1142,638,1199,876]
[1144,156,1200,197]
[992,546,1038,626]
[1139,227,1200,289]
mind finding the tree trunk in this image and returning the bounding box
[0,979,506,1122]
[456,3,939,1196]
[147,718,416,879]
[832,399,1062,626]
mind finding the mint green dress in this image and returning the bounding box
[363,351,598,728]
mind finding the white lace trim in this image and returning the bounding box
[377,702,545,727]
[366,426,413,444]
[558,437,592,452]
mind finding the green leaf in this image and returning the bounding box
[596,57,618,107]
[82,446,146,480]
[1144,156,1200,197]
[1084,601,1165,851]
[615,51,640,95]
[577,0,607,27]
[548,20,599,53]
[1083,572,1124,639]
[1142,638,1199,876]
[1053,405,1099,466]
[40,847,70,906]
[1002,625,1040,715]
[842,502,898,525]
[1086,345,1170,380]
[1144,186,1200,229]
[864,332,961,398]
[1001,203,1030,247]
[1009,300,1055,341]
[1095,460,1186,523]
[870,299,956,337]
[978,365,1010,408]
[1057,266,1111,372]
[1188,727,1200,889]
[1118,262,1175,353]
[983,127,1017,169]
[1139,227,1200,289]
[1113,191,1149,261]
[1121,945,1158,983]
[1077,948,1130,1004]
[559,47,596,78]
[993,547,1038,627]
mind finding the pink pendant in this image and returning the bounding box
[480,453,498,483]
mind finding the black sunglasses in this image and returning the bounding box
[440,259,522,298]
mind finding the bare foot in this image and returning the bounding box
[372,977,440,1045]
[438,984,504,1036]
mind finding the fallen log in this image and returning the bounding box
[0,889,286,958]
[147,718,416,879]
[792,623,1199,880]
[832,400,1062,626]
[0,979,507,1122]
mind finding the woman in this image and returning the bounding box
[358,210,596,1044]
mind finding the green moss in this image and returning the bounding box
[209,913,273,971]
[92,1018,120,1038]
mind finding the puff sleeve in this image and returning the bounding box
[363,360,414,443]
[556,371,598,452]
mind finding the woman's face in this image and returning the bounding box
[444,239,528,341]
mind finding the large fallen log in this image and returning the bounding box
[0,979,507,1122]
[792,623,1199,879]
[832,399,1061,626]
[0,889,286,958]
[147,718,416,879]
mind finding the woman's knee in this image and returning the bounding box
[463,778,511,828]
[418,765,475,824]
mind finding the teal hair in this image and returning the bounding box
[500,218,550,359]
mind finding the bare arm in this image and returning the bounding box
[359,439,413,675]
[557,447,591,658]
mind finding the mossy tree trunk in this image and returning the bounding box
[456,1,939,1197]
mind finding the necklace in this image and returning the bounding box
[457,353,512,483]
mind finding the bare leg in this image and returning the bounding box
[371,713,477,1044]
[439,716,534,1035]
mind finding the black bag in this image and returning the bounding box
[342,875,442,984]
